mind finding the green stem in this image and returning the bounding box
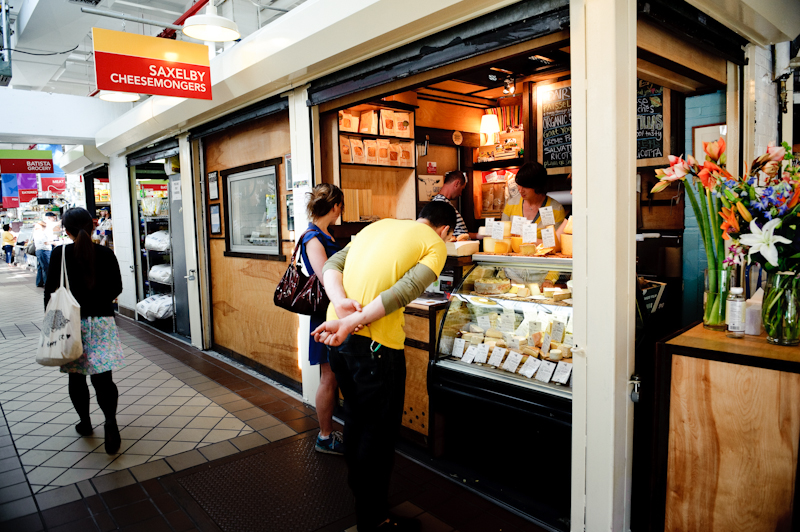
[711,192,724,268]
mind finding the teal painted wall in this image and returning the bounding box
[682,91,725,325]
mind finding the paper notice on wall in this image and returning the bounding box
[171,180,181,201]
[292,173,310,189]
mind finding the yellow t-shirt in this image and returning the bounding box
[2,231,15,246]
[327,219,447,350]
[502,196,566,238]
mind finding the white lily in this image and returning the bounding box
[739,218,792,267]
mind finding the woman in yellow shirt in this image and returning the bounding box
[2,224,16,264]
[501,162,565,239]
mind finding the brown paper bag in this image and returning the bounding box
[394,112,411,138]
[339,111,359,133]
[380,110,395,136]
[399,141,414,167]
[377,139,391,165]
[350,138,366,164]
[359,110,378,135]
[340,136,353,164]
[388,142,402,166]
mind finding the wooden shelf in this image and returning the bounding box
[345,100,419,113]
[339,131,414,141]
[341,162,415,170]
[474,158,525,171]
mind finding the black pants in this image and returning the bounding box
[68,371,118,427]
[329,335,406,532]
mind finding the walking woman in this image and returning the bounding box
[2,224,15,264]
[301,184,345,455]
[45,208,124,454]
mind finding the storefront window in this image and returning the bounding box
[226,166,280,255]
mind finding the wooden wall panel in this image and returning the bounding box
[665,355,800,532]
[402,345,430,436]
[416,99,484,133]
[204,111,302,384]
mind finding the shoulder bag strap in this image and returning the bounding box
[60,245,69,291]
[290,229,314,267]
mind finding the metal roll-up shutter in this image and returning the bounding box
[189,95,289,141]
[127,139,180,167]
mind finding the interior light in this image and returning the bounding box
[480,114,501,146]
[182,4,240,42]
[98,91,141,102]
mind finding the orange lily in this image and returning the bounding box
[735,201,753,222]
[719,207,739,240]
[787,186,800,209]
[698,167,716,189]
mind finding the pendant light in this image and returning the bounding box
[182,4,240,42]
[98,91,140,102]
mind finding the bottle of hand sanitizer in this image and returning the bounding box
[726,287,746,338]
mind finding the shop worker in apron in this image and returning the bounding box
[311,201,455,532]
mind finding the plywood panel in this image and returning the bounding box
[402,345,430,436]
[665,355,800,532]
[403,314,429,343]
[416,99,484,133]
[638,19,727,85]
[340,166,415,219]
[417,145,459,178]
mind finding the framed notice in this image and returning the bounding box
[537,80,572,175]
[209,204,221,235]
[692,123,726,164]
[208,171,219,200]
[636,79,671,167]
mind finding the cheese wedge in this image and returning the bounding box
[552,290,572,302]
[486,328,503,339]
[493,240,510,254]
[564,216,573,235]
[510,236,522,253]
[446,240,480,256]
[508,285,519,294]
[543,288,557,298]
[520,243,537,256]
[527,283,541,295]
[516,287,530,297]
[561,234,573,257]
[469,324,485,333]
[500,221,512,237]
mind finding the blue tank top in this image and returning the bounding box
[300,223,340,277]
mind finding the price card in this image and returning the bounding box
[540,333,552,356]
[474,343,490,364]
[530,320,542,334]
[514,320,530,338]
[539,206,555,227]
[552,361,573,384]
[535,360,557,383]
[484,217,494,228]
[452,338,466,358]
[522,222,538,244]
[541,226,556,249]
[498,313,515,332]
[462,346,477,364]
[519,357,542,378]
[551,320,566,343]
[563,332,574,346]
[488,347,507,367]
[508,336,521,350]
[491,221,505,240]
[502,352,524,372]
[477,315,492,330]
[523,308,538,322]
[511,216,525,236]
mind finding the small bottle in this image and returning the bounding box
[726,287,746,338]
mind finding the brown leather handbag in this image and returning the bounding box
[273,229,330,316]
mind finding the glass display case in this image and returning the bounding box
[435,255,575,400]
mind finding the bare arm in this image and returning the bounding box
[304,237,328,283]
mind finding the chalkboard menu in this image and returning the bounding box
[637,80,665,161]
[538,81,572,172]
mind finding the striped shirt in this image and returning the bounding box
[431,194,468,237]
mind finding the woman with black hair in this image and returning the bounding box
[501,162,565,239]
[44,207,124,454]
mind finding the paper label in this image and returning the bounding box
[508,337,521,350]
[462,346,477,364]
[551,320,566,343]
[522,222,538,244]
[535,360,557,383]
[498,314,515,332]
[539,206,555,227]
[523,308,537,322]
[552,361,573,384]
[474,344,491,364]
[511,216,525,236]
[530,320,542,334]
[563,332,574,346]
[514,320,530,338]
[519,357,542,378]
[477,315,491,330]
[484,217,494,228]
[488,347,506,367]
[541,333,552,356]
[452,338,466,358]
[502,352,523,373]
[541,226,556,249]
[491,222,505,240]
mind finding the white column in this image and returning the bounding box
[178,134,204,349]
[285,85,319,406]
[570,0,637,530]
[107,152,137,313]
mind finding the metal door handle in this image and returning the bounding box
[185,269,196,281]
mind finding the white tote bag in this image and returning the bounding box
[36,247,83,366]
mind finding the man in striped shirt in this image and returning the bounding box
[431,170,471,238]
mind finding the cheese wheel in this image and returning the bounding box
[510,236,522,253]
[494,241,510,254]
[483,237,497,252]
[561,234,573,257]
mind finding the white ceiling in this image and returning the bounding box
[7,0,306,96]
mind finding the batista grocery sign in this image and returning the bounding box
[0,150,53,173]
[93,28,212,100]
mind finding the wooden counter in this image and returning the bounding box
[652,324,800,532]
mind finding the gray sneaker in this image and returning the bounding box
[315,431,344,455]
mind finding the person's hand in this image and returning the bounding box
[334,298,362,319]
[311,314,361,347]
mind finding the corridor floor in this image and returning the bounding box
[0,263,545,532]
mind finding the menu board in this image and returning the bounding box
[537,81,572,173]
[637,79,668,163]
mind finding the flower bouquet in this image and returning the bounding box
[652,140,800,342]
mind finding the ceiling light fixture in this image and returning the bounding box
[503,77,515,95]
[182,4,241,42]
[98,90,140,102]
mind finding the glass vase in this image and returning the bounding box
[703,268,729,331]
[762,271,800,346]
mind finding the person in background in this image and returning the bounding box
[501,162,565,240]
[431,170,472,238]
[34,212,60,287]
[45,208,124,454]
[2,224,15,264]
[312,201,455,532]
[300,183,345,455]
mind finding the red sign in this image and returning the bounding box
[2,196,19,208]
[140,183,168,191]
[41,177,66,193]
[19,189,38,203]
[0,150,53,173]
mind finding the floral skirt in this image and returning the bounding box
[60,317,125,375]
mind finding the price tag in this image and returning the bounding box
[540,333,552,356]
[462,346,477,364]
[519,357,542,378]
[523,308,537,322]
[539,206,555,227]
[498,314,515,332]
[563,332,574,346]
[511,216,525,236]
[474,343,490,364]
[477,315,491,330]
[522,222,538,244]
[491,221,505,240]
[484,217,494,228]
[488,347,506,367]
[552,361,573,384]
[514,320,530,338]
[452,338,466,358]
[502,352,523,372]
[535,360,557,383]
[551,320,566,343]
[508,336,521,350]
[541,226,556,249]
[530,320,542,334]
